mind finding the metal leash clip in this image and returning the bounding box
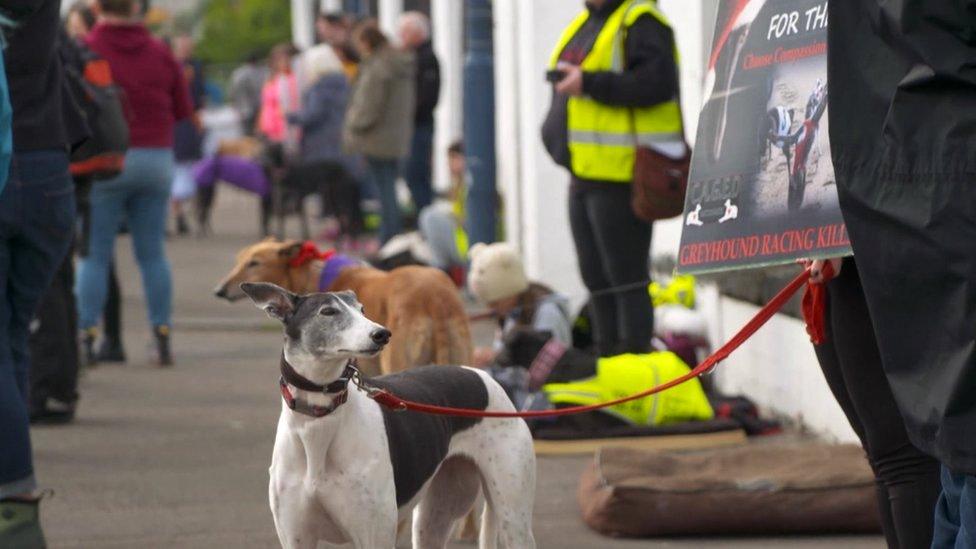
[347,364,406,410]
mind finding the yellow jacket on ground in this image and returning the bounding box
[543,351,713,425]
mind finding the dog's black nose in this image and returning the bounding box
[214,286,228,299]
[371,328,392,346]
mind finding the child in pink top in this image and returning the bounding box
[258,44,299,145]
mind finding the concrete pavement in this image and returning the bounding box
[31,189,884,548]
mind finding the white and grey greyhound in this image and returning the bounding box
[241,282,536,549]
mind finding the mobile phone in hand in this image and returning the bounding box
[545,69,565,83]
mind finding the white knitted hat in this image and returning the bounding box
[467,242,529,304]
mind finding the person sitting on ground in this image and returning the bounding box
[468,242,572,367]
[418,140,468,283]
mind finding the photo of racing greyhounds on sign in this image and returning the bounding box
[756,72,834,214]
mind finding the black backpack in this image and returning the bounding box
[64,41,129,180]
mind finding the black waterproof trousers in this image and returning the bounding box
[568,180,653,357]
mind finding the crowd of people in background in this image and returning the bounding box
[1,0,463,427]
[215,9,446,255]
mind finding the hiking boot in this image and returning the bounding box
[153,325,173,367]
[0,498,46,549]
[95,337,126,363]
[80,328,98,368]
[30,398,76,425]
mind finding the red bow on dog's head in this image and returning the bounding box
[288,241,336,269]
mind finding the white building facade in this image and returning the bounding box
[292,0,857,444]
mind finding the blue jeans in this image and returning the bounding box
[366,157,402,244]
[932,466,976,549]
[403,124,434,212]
[0,150,75,498]
[77,148,174,329]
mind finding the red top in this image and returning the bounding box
[86,22,193,148]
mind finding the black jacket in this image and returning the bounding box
[828,0,976,474]
[413,40,440,127]
[541,0,678,183]
[3,0,87,152]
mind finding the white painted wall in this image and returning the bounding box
[431,0,464,193]
[492,0,585,309]
[320,0,343,12]
[704,293,858,443]
[377,0,404,41]
[291,0,317,49]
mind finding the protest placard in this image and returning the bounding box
[677,0,851,275]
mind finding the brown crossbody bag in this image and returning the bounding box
[629,103,690,222]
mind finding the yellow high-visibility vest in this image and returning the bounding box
[549,0,683,182]
[543,352,713,426]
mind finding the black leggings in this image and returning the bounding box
[815,259,941,549]
[568,180,653,356]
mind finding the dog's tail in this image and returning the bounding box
[386,288,473,371]
[387,314,434,372]
[428,291,472,366]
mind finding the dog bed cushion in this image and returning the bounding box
[533,428,746,456]
[578,444,880,537]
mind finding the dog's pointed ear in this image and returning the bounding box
[278,240,304,260]
[333,290,359,307]
[240,282,298,322]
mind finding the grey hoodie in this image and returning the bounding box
[497,292,574,352]
[342,45,416,160]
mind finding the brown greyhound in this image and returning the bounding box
[214,238,473,377]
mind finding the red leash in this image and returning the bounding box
[359,269,813,418]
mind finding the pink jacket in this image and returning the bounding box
[258,73,299,143]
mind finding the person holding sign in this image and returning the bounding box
[827,1,976,546]
[807,257,941,548]
[541,0,683,357]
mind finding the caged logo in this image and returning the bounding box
[687,175,742,205]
